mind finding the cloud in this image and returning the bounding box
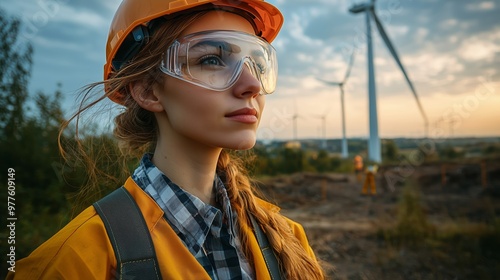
[466,1,495,12]
[414,27,429,43]
[459,40,499,62]
[458,28,500,62]
[286,12,324,47]
[440,19,458,29]
[404,52,465,83]
[385,25,409,38]
[51,6,110,30]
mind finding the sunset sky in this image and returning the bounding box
[2,0,499,140]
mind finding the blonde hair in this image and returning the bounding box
[59,11,324,280]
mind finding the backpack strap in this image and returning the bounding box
[93,186,162,280]
[249,214,284,280]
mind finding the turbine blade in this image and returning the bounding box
[371,10,429,130]
[316,77,342,86]
[343,51,356,83]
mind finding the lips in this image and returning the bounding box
[225,108,258,124]
[225,108,257,117]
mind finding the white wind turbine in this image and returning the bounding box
[312,108,330,149]
[349,0,429,163]
[290,99,303,140]
[317,52,355,158]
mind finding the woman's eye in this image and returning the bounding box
[256,63,266,74]
[200,55,224,67]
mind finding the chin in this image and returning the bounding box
[223,136,257,150]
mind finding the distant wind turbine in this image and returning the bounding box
[317,52,355,158]
[291,99,303,140]
[312,108,330,149]
[349,0,429,163]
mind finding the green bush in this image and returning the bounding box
[380,183,434,247]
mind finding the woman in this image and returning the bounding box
[8,0,325,279]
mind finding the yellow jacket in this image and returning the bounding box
[7,177,316,279]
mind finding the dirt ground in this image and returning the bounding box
[255,163,500,280]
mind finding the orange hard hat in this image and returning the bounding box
[104,0,284,103]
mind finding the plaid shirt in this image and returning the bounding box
[132,154,254,280]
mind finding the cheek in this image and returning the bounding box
[157,79,262,150]
[257,95,266,111]
[161,82,219,128]
[257,95,266,123]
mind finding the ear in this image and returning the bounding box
[129,81,164,112]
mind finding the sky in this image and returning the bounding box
[1,0,499,141]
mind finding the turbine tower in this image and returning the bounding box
[290,99,302,140]
[312,108,330,150]
[318,52,355,158]
[349,0,428,163]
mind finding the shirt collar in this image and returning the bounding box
[132,153,235,255]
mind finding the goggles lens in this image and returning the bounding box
[160,30,278,94]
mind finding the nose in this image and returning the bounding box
[232,62,261,98]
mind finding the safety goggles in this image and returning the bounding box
[159,30,278,94]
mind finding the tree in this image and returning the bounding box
[0,9,33,141]
[0,10,74,267]
[382,139,399,162]
[247,145,276,176]
[278,147,304,174]
[438,146,464,160]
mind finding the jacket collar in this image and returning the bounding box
[131,154,236,256]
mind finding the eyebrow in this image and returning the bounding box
[189,40,241,54]
[251,49,265,58]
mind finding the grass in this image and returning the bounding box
[375,183,500,279]
[378,183,435,247]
